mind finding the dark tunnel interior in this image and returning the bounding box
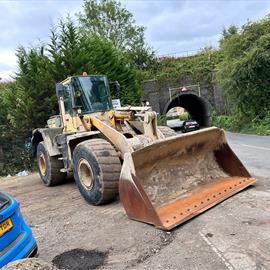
[165,94,211,127]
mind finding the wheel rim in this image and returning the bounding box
[39,153,46,176]
[78,159,94,190]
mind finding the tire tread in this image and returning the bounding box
[76,139,121,204]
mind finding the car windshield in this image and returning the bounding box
[71,76,113,113]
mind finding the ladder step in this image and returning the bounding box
[58,157,67,160]
[60,168,72,173]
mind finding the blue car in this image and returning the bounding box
[0,192,38,268]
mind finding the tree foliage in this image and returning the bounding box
[0,17,141,175]
[79,0,143,49]
[81,35,140,103]
[0,82,11,136]
[217,16,270,119]
[78,0,155,68]
[144,47,221,86]
[221,25,238,41]
[1,18,140,138]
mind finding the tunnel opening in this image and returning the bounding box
[164,93,211,127]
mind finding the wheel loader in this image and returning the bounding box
[32,74,256,230]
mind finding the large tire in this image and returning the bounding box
[158,126,177,138]
[37,142,66,186]
[73,139,121,205]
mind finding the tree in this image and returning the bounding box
[14,46,58,135]
[217,16,270,119]
[49,18,88,80]
[5,17,140,136]
[78,0,154,68]
[0,81,34,175]
[0,82,10,136]
[221,25,238,40]
[0,17,142,175]
[81,35,140,104]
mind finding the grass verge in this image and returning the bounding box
[212,112,270,136]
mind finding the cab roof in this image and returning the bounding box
[61,75,106,85]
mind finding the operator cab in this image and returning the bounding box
[59,75,113,116]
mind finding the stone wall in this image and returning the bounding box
[142,77,227,115]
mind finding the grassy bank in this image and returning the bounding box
[212,113,270,136]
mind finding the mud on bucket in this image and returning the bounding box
[119,127,256,230]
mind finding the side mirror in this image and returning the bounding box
[56,83,65,97]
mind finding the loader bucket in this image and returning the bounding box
[119,127,256,230]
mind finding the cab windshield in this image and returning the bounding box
[71,76,113,113]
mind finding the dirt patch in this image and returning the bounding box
[2,258,60,270]
[126,231,175,268]
[52,249,108,270]
[1,131,269,270]
[139,151,228,207]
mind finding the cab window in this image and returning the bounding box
[63,84,72,115]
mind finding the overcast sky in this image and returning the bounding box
[1,0,270,80]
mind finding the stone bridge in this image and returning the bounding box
[141,78,226,127]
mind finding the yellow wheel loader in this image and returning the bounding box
[32,74,256,230]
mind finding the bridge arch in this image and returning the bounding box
[163,93,211,127]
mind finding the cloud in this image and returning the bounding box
[125,0,270,54]
[0,0,82,50]
[1,0,270,79]
[0,49,17,81]
[0,0,83,80]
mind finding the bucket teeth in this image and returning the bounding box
[156,176,256,230]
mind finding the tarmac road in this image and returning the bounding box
[1,132,270,270]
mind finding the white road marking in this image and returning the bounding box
[230,143,270,151]
[226,131,270,139]
[199,231,235,270]
[240,144,270,151]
